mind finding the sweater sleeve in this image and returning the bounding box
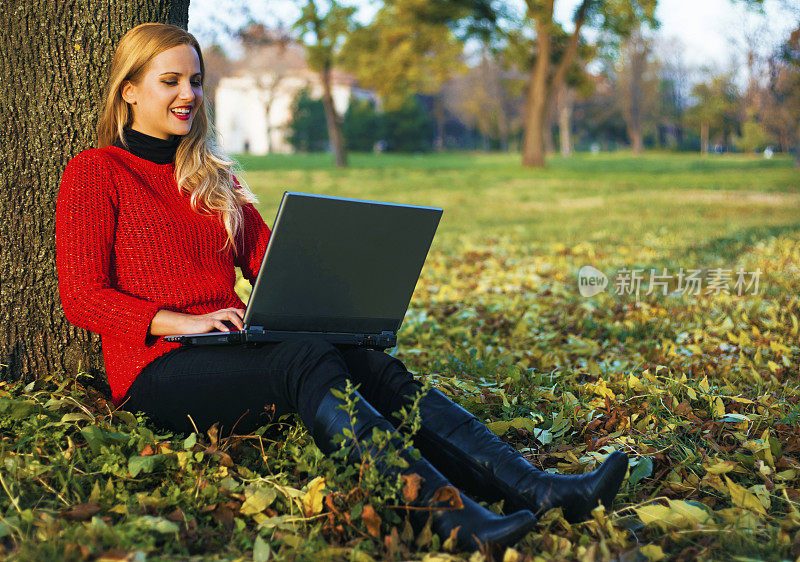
[236,203,272,284]
[233,180,271,285]
[55,151,161,344]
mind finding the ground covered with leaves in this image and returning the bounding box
[2,153,799,560]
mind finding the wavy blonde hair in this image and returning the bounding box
[96,22,258,255]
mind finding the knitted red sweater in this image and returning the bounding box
[55,146,271,405]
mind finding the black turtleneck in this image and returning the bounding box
[112,126,183,164]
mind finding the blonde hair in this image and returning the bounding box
[96,23,258,254]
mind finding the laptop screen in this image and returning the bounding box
[243,192,442,334]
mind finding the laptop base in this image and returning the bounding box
[165,329,397,350]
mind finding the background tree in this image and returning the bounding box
[382,96,436,152]
[764,24,800,164]
[572,72,628,150]
[287,89,329,152]
[340,0,465,151]
[613,28,659,153]
[0,1,189,389]
[446,48,524,151]
[294,0,355,167]
[515,0,658,167]
[684,75,740,154]
[342,98,382,152]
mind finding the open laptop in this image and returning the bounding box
[164,191,443,349]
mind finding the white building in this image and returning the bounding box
[214,39,371,155]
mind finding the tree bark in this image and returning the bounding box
[629,127,643,154]
[521,0,589,168]
[521,1,554,167]
[558,92,573,157]
[701,121,709,155]
[0,0,190,390]
[319,66,347,167]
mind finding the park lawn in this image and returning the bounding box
[2,152,799,560]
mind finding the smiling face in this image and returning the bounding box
[121,43,203,140]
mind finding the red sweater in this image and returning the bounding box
[55,146,271,405]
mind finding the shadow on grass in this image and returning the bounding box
[678,223,800,265]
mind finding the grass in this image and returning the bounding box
[2,150,799,561]
[236,151,800,259]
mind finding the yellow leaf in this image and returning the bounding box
[241,486,277,517]
[716,507,761,530]
[712,397,725,418]
[628,374,646,391]
[698,376,710,393]
[639,544,665,561]
[724,475,766,515]
[302,476,326,516]
[634,500,712,531]
[703,460,737,475]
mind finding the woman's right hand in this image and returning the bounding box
[149,307,245,336]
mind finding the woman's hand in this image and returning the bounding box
[149,307,245,336]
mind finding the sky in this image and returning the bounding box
[188,0,798,79]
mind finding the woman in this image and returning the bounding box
[55,23,628,552]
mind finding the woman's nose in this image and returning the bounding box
[179,81,196,102]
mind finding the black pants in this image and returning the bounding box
[121,338,424,436]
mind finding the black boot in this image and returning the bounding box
[311,384,538,552]
[400,388,629,523]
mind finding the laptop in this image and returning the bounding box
[164,191,443,349]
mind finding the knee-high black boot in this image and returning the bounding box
[311,384,538,552]
[398,388,629,523]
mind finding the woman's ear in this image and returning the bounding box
[121,80,137,105]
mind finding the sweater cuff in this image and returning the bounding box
[138,302,163,347]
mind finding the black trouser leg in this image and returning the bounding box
[121,338,351,435]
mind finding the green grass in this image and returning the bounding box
[2,151,800,561]
[236,151,800,259]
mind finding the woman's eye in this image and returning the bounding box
[161,80,201,86]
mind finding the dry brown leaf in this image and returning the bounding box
[402,473,423,503]
[361,503,382,537]
[432,486,464,510]
[384,526,399,558]
[60,501,101,521]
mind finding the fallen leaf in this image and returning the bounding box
[432,486,464,510]
[402,473,422,503]
[361,504,381,537]
[60,502,101,521]
[302,476,326,516]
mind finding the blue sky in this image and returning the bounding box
[188,0,797,79]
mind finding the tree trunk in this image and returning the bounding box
[629,126,643,154]
[521,3,553,168]
[319,66,347,167]
[701,122,709,155]
[0,1,189,390]
[544,120,556,154]
[559,94,573,157]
